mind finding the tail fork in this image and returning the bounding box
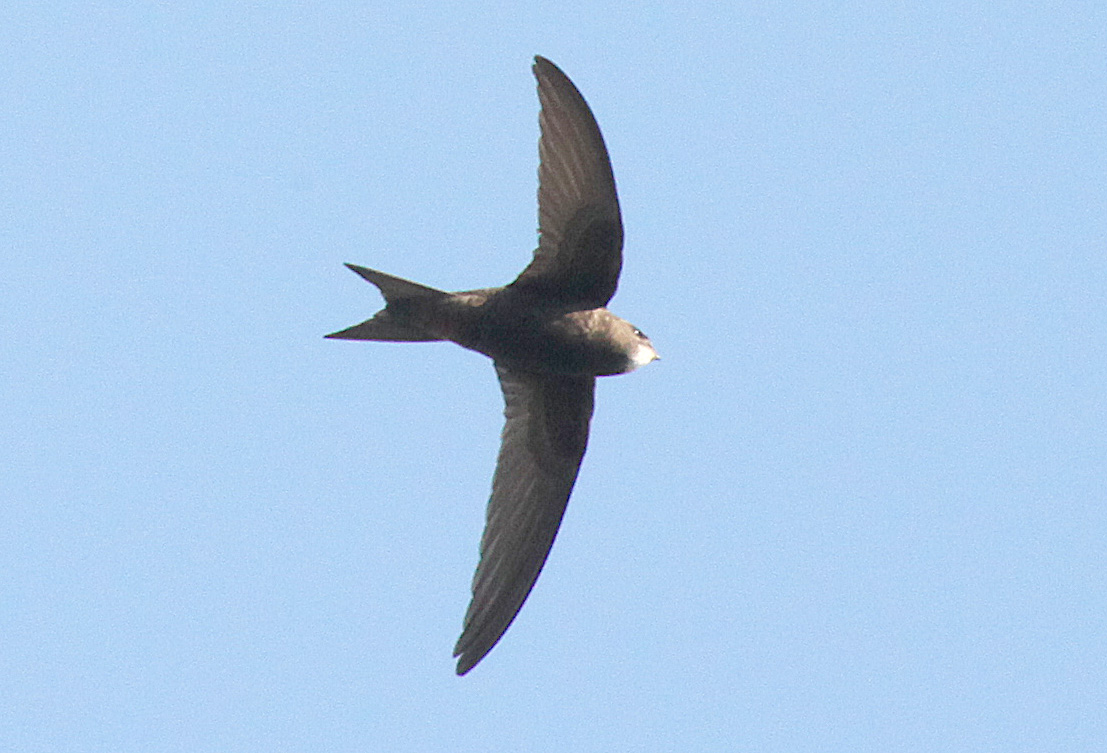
[325,264,448,342]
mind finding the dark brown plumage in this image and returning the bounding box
[328,56,657,674]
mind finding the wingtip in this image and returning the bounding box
[533,55,567,82]
[453,631,492,676]
[453,638,474,675]
[453,646,485,676]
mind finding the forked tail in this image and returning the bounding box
[326,264,448,342]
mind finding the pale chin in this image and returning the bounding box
[626,342,658,372]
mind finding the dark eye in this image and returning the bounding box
[634,328,647,339]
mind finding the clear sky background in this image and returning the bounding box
[3,3,1105,751]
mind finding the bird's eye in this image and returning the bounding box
[634,328,647,339]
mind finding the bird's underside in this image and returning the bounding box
[327,56,655,675]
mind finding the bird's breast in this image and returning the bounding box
[467,305,636,376]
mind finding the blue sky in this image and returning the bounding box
[3,2,1105,751]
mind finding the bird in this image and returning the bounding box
[327,56,658,675]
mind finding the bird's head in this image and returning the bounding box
[625,325,659,372]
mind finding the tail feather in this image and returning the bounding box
[326,312,440,341]
[344,263,446,302]
[326,264,449,342]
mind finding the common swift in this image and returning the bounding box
[328,56,658,675]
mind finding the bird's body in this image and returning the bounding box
[328,56,657,674]
[332,270,653,377]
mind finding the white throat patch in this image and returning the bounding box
[626,341,658,372]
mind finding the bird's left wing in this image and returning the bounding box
[453,365,595,674]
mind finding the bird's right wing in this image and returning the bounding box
[453,365,595,674]
[509,56,623,309]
